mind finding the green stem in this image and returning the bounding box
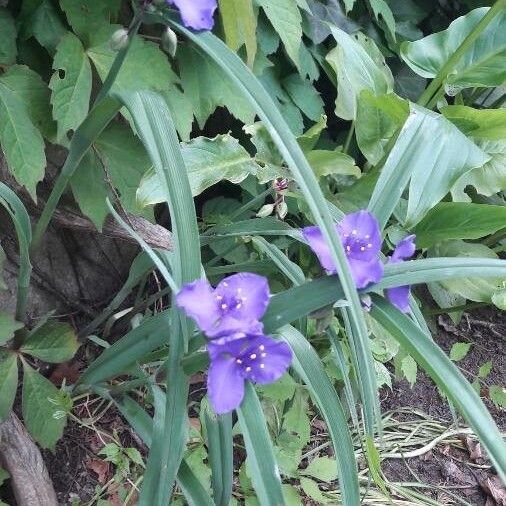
[417,0,506,108]
[343,121,355,154]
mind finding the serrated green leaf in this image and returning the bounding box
[413,203,506,248]
[22,362,67,450]
[401,7,506,92]
[137,134,260,205]
[0,312,24,345]
[49,32,92,141]
[478,360,492,379]
[374,360,392,388]
[178,44,254,128]
[0,350,18,422]
[0,7,17,65]
[442,106,506,141]
[368,104,489,228]
[302,456,338,483]
[59,0,120,44]
[452,140,506,201]
[300,477,332,504]
[0,83,46,199]
[400,355,417,387]
[326,29,393,120]
[450,342,472,362]
[21,320,79,363]
[0,65,55,140]
[23,0,66,54]
[257,0,302,70]
[87,26,178,95]
[489,386,506,409]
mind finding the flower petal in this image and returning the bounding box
[386,285,411,313]
[391,235,416,263]
[303,226,337,274]
[349,257,384,289]
[176,279,219,333]
[207,354,245,414]
[338,210,382,261]
[169,0,217,30]
[215,273,270,322]
[207,316,264,339]
[241,336,292,385]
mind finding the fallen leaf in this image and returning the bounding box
[464,436,483,462]
[50,361,83,385]
[87,458,110,484]
[482,476,506,506]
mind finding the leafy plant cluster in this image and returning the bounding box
[0,0,505,504]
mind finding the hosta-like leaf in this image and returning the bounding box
[326,29,394,120]
[442,105,506,141]
[0,83,46,199]
[0,7,16,65]
[256,0,302,71]
[401,7,506,92]
[0,65,55,140]
[49,32,92,141]
[22,362,67,450]
[137,134,260,205]
[368,104,489,228]
[0,351,18,422]
[412,202,506,248]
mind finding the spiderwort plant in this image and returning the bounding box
[176,273,292,413]
[166,0,217,30]
[303,210,416,312]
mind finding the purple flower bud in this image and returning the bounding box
[207,334,292,414]
[386,235,416,313]
[167,0,217,30]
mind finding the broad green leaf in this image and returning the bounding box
[442,106,506,141]
[371,296,506,483]
[368,104,489,228]
[401,7,506,92]
[0,351,18,422]
[300,477,332,504]
[162,85,194,142]
[433,240,503,303]
[21,320,79,363]
[0,83,46,199]
[256,0,302,71]
[489,386,506,409]
[413,203,506,248]
[70,150,109,229]
[492,290,506,311]
[178,44,254,128]
[0,7,17,65]
[22,362,67,450]
[450,342,472,362]
[0,312,24,345]
[22,0,66,54]
[87,26,178,95]
[451,140,506,201]
[282,74,324,122]
[49,33,92,141]
[400,354,417,387]
[478,361,493,379]
[0,65,55,140]
[306,150,360,179]
[355,91,409,165]
[59,0,121,44]
[137,134,260,205]
[301,456,338,483]
[326,29,394,120]
[282,485,302,506]
[219,0,257,67]
[368,0,396,41]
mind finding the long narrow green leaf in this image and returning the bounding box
[237,384,285,506]
[0,182,32,322]
[161,17,380,437]
[280,326,360,505]
[370,295,506,482]
[117,91,200,506]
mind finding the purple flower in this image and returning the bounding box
[167,0,217,30]
[303,210,384,289]
[386,235,416,313]
[207,334,292,414]
[176,273,269,338]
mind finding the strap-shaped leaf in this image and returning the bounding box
[370,295,506,482]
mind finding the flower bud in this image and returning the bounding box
[276,201,288,219]
[256,203,275,218]
[162,27,178,57]
[110,28,129,51]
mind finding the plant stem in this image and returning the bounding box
[343,121,355,154]
[417,0,506,108]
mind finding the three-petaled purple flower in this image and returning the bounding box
[303,210,416,313]
[167,0,217,30]
[176,273,292,414]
